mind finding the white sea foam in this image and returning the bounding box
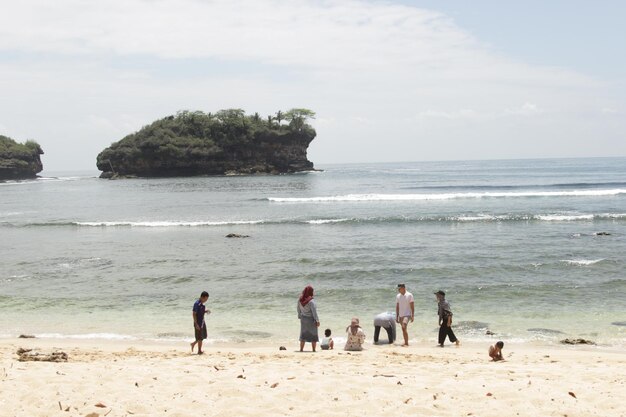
[453,215,498,222]
[0,181,37,186]
[74,220,265,227]
[306,219,351,224]
[268,189,626,202]
[0,211,24,217]
[598,213,626,219]
[37,176,86,182]
[0,176,84,186]
[296,170,323,174]
[561,259,606,266]
[36,212,626,228]
[537,214,594,221]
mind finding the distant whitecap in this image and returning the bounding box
[560,259,606,266]
[268,189,626,203]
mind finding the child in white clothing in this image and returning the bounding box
[321,328,334,350]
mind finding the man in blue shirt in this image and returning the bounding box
[191,291,210,355]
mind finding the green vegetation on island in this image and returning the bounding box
[0,135,44,180]
[96,108,317,178]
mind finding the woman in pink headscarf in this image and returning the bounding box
[297,285,320,352]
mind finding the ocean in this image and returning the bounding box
[1,158,625,346]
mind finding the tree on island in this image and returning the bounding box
[275,110,284,126]
[284,108,316,131]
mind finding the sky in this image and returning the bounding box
[0,0,625,172]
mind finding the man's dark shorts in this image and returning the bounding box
[194,323,207,341]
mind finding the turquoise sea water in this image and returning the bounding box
[1,158,625,346]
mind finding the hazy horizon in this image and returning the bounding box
[35,155,626,177]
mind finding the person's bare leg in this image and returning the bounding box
[197,340,203,354]
[191,341,196,352]
[312,341,317,352]
[402,324,409,346]
[300,341,305,352]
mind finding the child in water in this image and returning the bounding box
[321,328,334,350]
[489,341,504,361]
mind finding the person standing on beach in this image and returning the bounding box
[435,290,459,347]
[297,285,320,352]
[395,284,414,346]
[191,291,210,355]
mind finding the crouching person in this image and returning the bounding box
[373,311,396,344]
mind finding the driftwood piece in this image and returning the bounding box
[16,348,68,362]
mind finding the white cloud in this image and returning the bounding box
[601,107,620,114]
[0,0,596,85]
[505,102,541,116]
[0,0,624,169]
[415,109,489,121]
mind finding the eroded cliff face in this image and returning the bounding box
[96,122,316,178]
[0,136,44,180]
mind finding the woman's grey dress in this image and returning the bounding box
[297,299,319,342]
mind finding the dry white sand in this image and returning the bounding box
[1,338,624,417]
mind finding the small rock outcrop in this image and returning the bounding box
[0,135,44,180]
[560,338,595,345]
[96,109,317,178]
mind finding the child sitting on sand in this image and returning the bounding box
[321,328,334,350]
[489,341,504,361]
[344,318,366,351]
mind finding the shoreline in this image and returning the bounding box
[4,336,625,355]
[3,329,624,351]
[2,338,624,417]
[4,333,625,353]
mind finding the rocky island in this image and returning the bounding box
[0,135,44,180]
[96,108,317,178]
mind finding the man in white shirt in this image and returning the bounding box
[395,284,414,346]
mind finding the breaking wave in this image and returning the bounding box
[73,220,266,227]
[305,219,351,225]
[3,212,625,228]
[560,259,606,266]
[268,189,626,202]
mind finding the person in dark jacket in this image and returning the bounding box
[435,290,459,347]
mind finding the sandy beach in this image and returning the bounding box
[1,338,624,417]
